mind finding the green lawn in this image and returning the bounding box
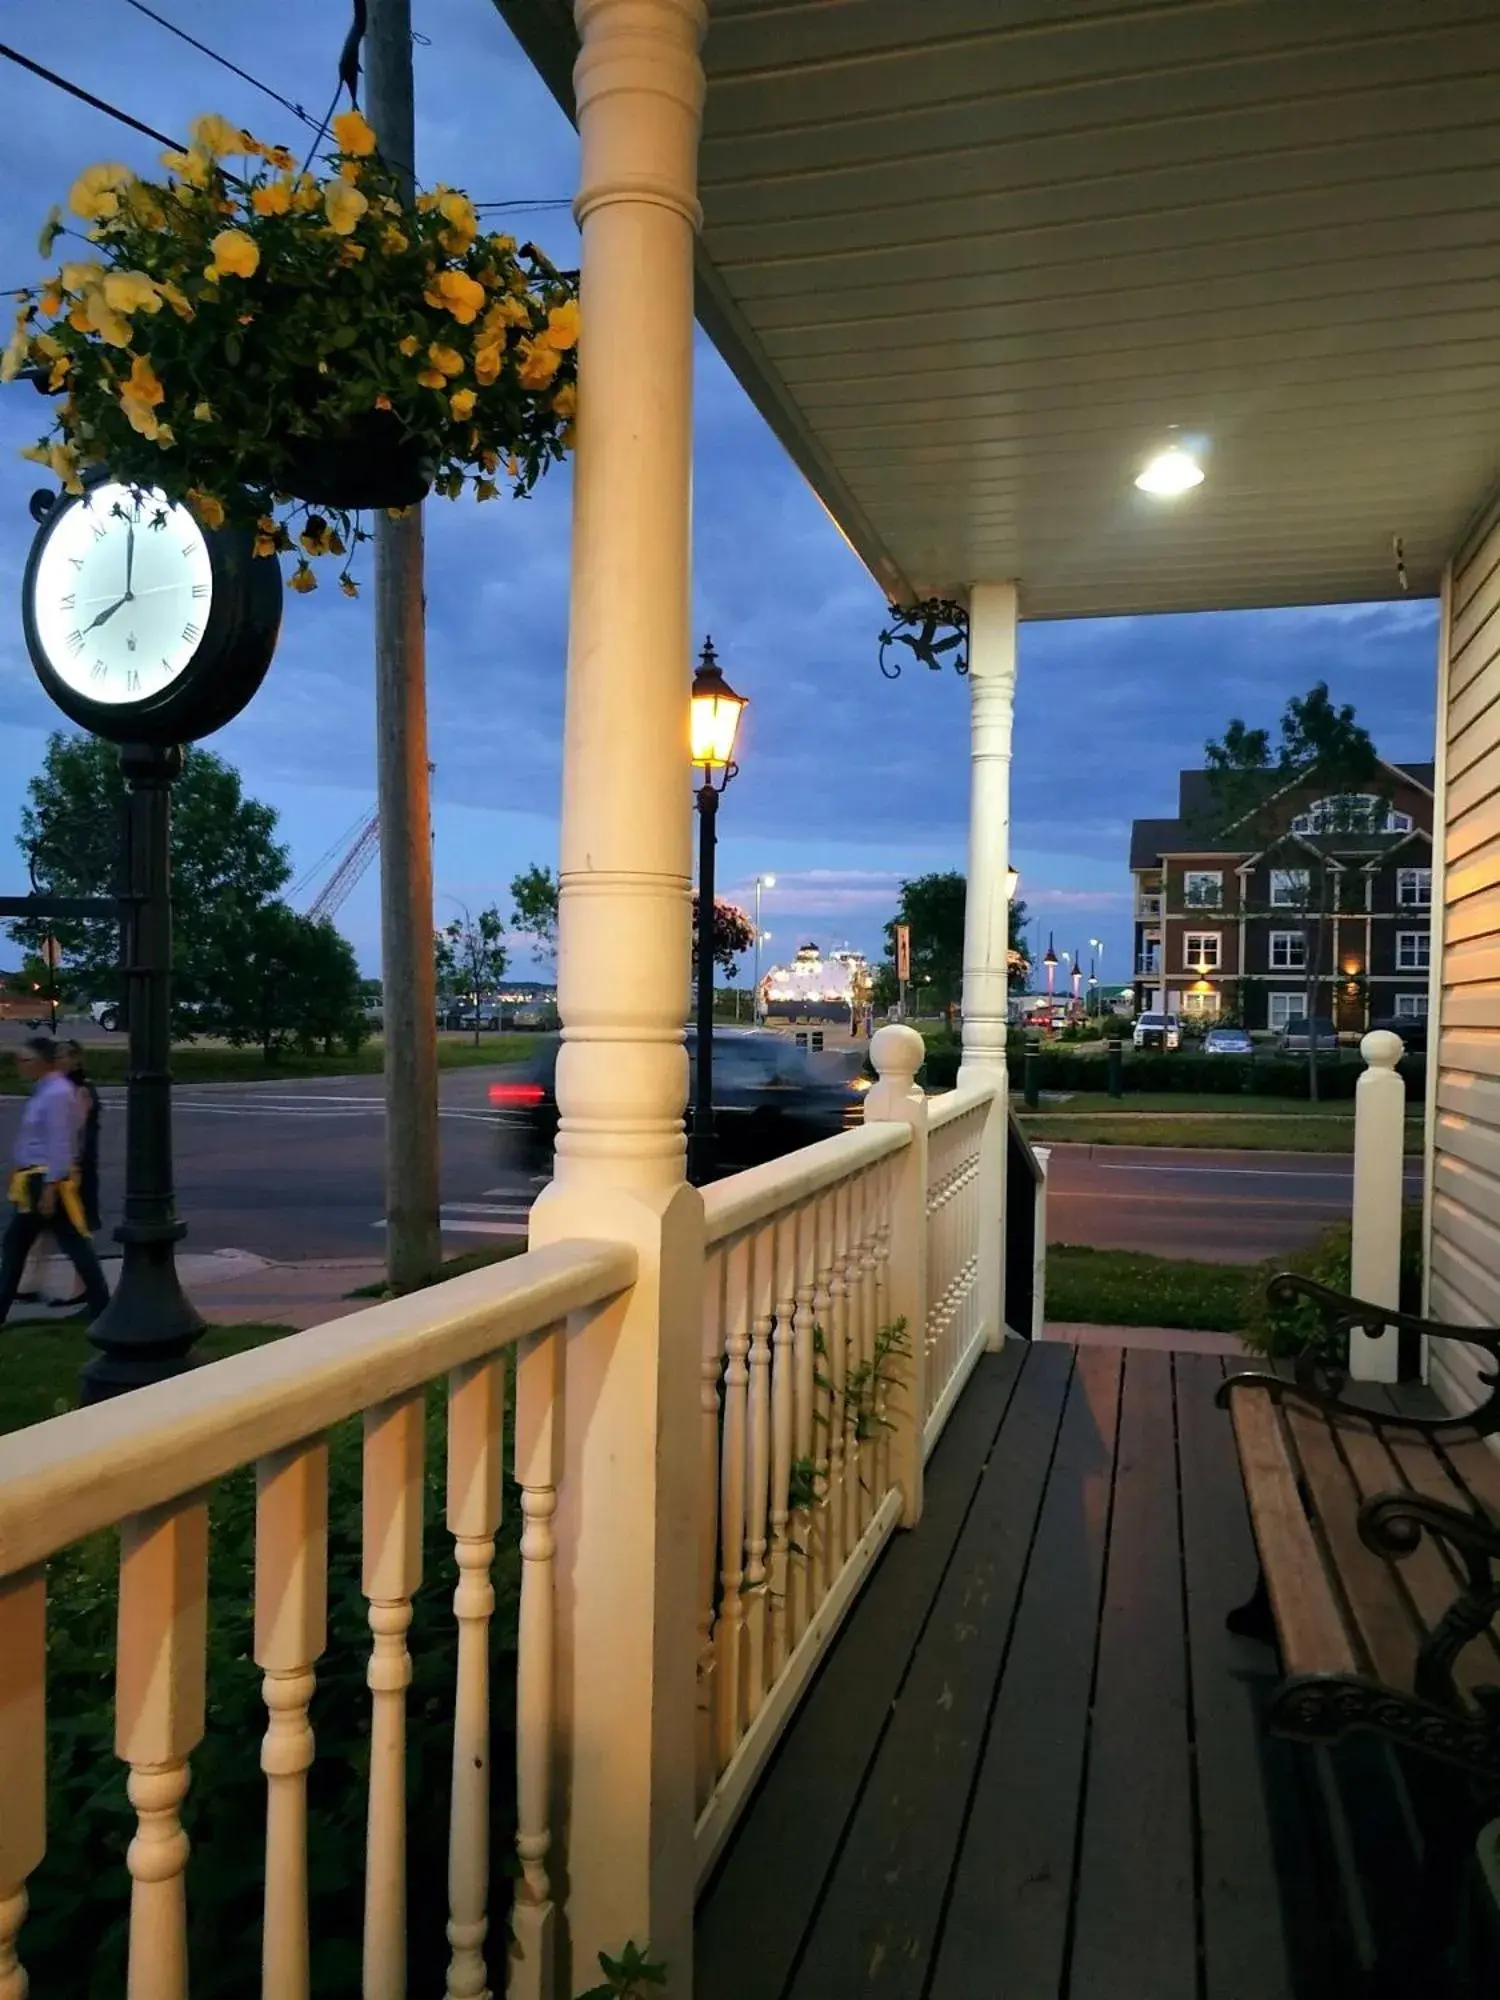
[1045,1246,1263,1332]
[0,1032,541,1093]
[1019,1113,1423,1153]
[1031,1089,1352,1115]
[0,1318,289,1436]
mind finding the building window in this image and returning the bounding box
[1269,931,1307,970]
[1184,933,1221,970]
[1180,990,1221,1019]
[1269,868,1311,907]
[1268,991,1304,1031]
[1289,795,1410,836]
[1394,993,1429,1020]
[1397,867,1432,907]
[1396,930,1430,972]
[1183,870,1223,908]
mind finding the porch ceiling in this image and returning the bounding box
[498,0,1500,617]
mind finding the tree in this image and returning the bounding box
[215,904,367,1061]
[9,732,292,1033]
[692,896,755,980]
[508,863,558,967]
[435,905,509,1042]
[872,874,1031,1012]
[1202,682,1382,1101]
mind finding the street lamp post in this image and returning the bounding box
[753,873,775,1020]
[689,638,748,1186]
[1089,936,1104,1017]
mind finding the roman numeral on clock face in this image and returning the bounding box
[182,621,201,645]
[126,669,140,692]
[66,629,84,655]
[90,660,107,681]
[191,582,209,598]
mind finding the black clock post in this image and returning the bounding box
[79,744,205,1401]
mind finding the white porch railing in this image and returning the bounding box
[0,1034,1007,1996]
[923,1082,993,1458]
[0,1239,635,2000]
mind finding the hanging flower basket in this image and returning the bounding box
[4,109,579,595]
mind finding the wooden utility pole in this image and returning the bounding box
[366,0,441,1290]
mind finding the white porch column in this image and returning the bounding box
[958,582,1018,1344]
[1349,1029,1407,1382]
[526,0,706,1989]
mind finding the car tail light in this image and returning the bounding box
[488,1083,545,1107]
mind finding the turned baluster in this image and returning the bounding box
[808,1192,834,1611]
[696,1249,727,1809]
[825,1178,850,1576]
[117,1496,209,2000]
[715,1232,752,1768]
[768,1211,798,1678]
[362,1393,425,2000]
[790,1195,819,1636]
[873,1159,895,1500]
[743,1225,776,1719]
[510,1324,561,2000]
[0,1571,45,2000]
[446,1356,505,2000]
[255,1440,329,2000]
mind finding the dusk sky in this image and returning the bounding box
[0,2,1443,986]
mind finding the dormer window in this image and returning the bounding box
[1289,795,1411,836]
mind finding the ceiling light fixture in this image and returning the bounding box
[1135,445,1205,498]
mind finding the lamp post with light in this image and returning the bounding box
[1043,933,1058,1008]
[1089,936,1105,1016]
[753,872,775,1019]
[689,638,748,1185]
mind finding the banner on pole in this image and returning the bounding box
[894,923,911,983]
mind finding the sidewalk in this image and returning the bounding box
[4,1249,386,1332]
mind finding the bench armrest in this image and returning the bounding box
[1217,1273,1500,1441]
[1359,1490,1500,1710]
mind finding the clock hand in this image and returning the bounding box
[84,595,128,633]
[124,520,136,599]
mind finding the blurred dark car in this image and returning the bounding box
[1203,1026,1253,1056]
[489,1028,868,1178]
[1369,1014,1428,1054]
[1277,1015,1340,1053]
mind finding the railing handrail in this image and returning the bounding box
[1008,1106,1047,1187]
[0,1237,637,1579]
[926,1078,997,1132]
[701,1120,909,1247]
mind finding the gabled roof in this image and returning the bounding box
[1129,818,1182,871]
[1133,756,1433,869]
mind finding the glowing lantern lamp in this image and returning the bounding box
[689,637,748,1184]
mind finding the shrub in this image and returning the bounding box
[1241,1208,1424,1362]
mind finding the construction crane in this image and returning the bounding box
[299,807,381,924]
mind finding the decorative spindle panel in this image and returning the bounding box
[0,1570,45,2000]
[511,1324,562,2000]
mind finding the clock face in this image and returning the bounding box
[30,482,214,707]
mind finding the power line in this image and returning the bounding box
[119,0,320,129]
[0,41,182,151]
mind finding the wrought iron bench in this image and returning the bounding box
[1220,1275,1500,1776]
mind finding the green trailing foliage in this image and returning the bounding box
[787,1315,910,1529]
[576,1941,669,1997]
[1240,1209,1425,1363]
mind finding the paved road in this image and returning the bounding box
[1045,1143,1423,1264]
[0,1073,1413,1265]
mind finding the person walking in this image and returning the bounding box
[0,1037,110,1325]
[48,1041,103,1308]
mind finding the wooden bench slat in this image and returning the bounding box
[1368,1425,1500,1693]
[1437,1433,1500,1523]
[1229,1392,1358,1680]
[1283,1407,1423,1693]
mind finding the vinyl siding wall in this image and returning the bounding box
[1429,499,1500,1413]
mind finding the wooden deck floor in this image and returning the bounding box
[696,1339,1373,2000]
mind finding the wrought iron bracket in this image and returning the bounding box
[1361,1490,1500,1709]
[878,596,969,679]
[1267,1670,1500,1778]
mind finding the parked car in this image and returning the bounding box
[489,1028,867,1178]
[1369,1015,1427,1054]
[1132,1011,1181,1051]
[89,999,122,1032]
[1203,1026,1253,1056]
[1277,1015,1339,1053]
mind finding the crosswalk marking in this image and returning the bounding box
[371,1196,535,1242]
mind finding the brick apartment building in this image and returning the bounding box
[1130,760,1436,1032]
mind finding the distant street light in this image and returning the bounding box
[689,638,748,1184]
[753,873,776,1019]
[1089,935,1105,1016]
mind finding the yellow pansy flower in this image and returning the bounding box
[481,296,530,337]
[102,270,162,316]
[473,343,501,387]
[190,113,249,158]
[193,400,213,421]
[81,291,132,346]
[551,382,577,420]
[300,515,336,556]
[291,175,322,212]
[426,342,464,378]
[119,353,166,438]
[289,561,318,594]
[21,440,84,494]
[324,181,369,236]
[157,279,194,320]
[398,333,421,357]
[488,232,518,257]
[381,225,409,254]
[475,478,498,502]
[0,319,30,384]
[37,206,64,257]
[423,270,486,324]
[123,183,167,228]
[38,286,62,318]
[338,159,363,184]
[161,146,213,190]
[251,180,292,218]
[450,387,476,420]
[265,145,295,171]
[186,488,225,530]
[332,108,377,157]
[59,260,105,294]
[542,298,580,351]
[516,336,561,391]
[339,575,359,598]
[68,162,135,222]
[206,229,260,280]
